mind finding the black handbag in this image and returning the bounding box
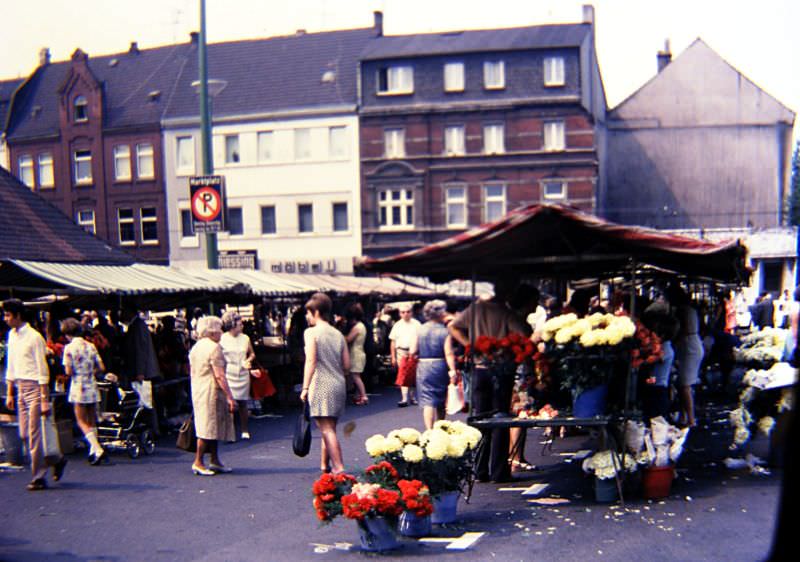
[176,416,196,452]
[293,402,312,457]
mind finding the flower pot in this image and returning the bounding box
[573,384,608,418]
[593,476,618,503]
[398,510,432,537]
[0,422,24,465]
[431,491,459,524]
[642,465,674,500]
[357,516,400,552]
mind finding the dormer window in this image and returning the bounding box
[377,65,414,95]
[74,95,88,122]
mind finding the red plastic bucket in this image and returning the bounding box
[642,465,674,499]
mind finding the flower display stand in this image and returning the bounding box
[593,476,619,503]
[573,384,609,418]
[357,516,401,552]
[398,511,432,537]
[641,466,674,500]
[431,491,459,524]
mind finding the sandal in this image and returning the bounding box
[354,396,369,406]
[510,460,537,472]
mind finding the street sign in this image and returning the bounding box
[190,175,225,233]
[219,249,258,270]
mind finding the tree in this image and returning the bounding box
[789,141,800,226]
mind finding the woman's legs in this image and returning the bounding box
[194,438,211,467]
[73,404,104,457]
[350,372,367,402]
[422,405,446,429]
[680,385,696,427]
[238,401,250,436]
[314,417,344,473]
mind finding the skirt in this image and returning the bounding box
[395,355,418,387]
[416,358,448,407]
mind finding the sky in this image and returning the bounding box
[1,0,797,139]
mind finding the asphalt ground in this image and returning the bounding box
[0,388,782,562]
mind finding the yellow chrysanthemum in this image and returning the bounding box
[397,427,422,444]
[402,443,424,463]
[446,434,468,458]
[383,436,403,453]
[365,434,386,457]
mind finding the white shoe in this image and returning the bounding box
[191,464,215,476]
[241,432,251,440]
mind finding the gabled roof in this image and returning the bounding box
[0,77,24,132]
[360,23,590,61]
[609,39,795,127]
[0,166,134,264]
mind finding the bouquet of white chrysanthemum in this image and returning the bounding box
[582,449,638,480]
[734,327,789,368]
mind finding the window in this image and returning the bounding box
[260,205,276,235]
[227,207,243,235]
[483,184,506,223]
[18,155,34,187]
[73,95,88,122]
[445,185,467,228]
[298,204,313,233]
[384,128,405,159]
[257,131,274,162]
[444,125,465,156]
[483,61,505,89]
[38,153,54,188]
[543,180,566,200]
[543,121,566,151]
[136,143,154,179]
[180,209,195,238]
[117,208,135,245]
[113,145,131,181]
[378,188,414,229]
[483,124,505,154]
[544,57,565,86]
[332,202,349,232]
[77,209,96,234]
[176,136,194,174]
[329,126,347,159]
[74,149,92,184]
[225,135,240,164]
[294,128,311,160]
[140,207,158,244]
[377,65,414,94]
[444,62,465,92]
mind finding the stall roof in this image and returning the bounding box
[358,204,749,283]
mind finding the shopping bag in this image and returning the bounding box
[250,367,277,399]
[40,410,62,464]
[446,382,465,415]
[293,402,312,457]
[132,380,154,409]
[176,416,196,452]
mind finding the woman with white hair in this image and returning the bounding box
[188,316,237,475]
[410,300,457,429]
[220,311,256,440]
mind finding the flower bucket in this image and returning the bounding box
[399,510,432,537]
[593,476,618,503]
[573,384,608,418]
[431,491,459,524]
[0,422,24,466]
[357,516,400,552]
[642,465,674,500]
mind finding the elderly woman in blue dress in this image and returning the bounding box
[410,300,458,429]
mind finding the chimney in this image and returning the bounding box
[129,41,139,54]
[582,4,595,25]
[38,47,51,66]
[189,31,199,45]
[373,11,383,37]
[657,39,672,73]
[295,29,306,36]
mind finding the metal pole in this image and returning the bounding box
[199,0,218,269]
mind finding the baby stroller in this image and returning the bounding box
[96,380,156,458]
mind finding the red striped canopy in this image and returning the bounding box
[358,204,748,283]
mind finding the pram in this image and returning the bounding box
[96,381,156,458]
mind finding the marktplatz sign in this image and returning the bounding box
[190,175,226,233]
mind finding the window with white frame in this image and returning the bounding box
[483,124,505,154]
[444,125,466,156]
[544,57,565,87]
[298,203,313,233]
[140,207,158,244]
[113,145,130,181]
[261,205,276,235]
[176,136,195,174]
[444,62,465,92]
[329,126,347,159]
[117,208,135,245]
[384,128,405,159]
[38,153,54,188]
[543,179,566,200]
[136,143,154,179]
[483,61,505,89]
[378,188,414,229]
[257,131,274,162]
[18,155,34,187]
[225,134,240,164]
[180,209,195,239]
[543,120,566,151]
[332,202,349,232]
[294,128,311,160]
[73,95,88,122]
[77,209,96,234]
[227,207,243,235]
[445,185,467,228]
[483,184,506,223]
[74,149,93,184]
[377,65,414,94]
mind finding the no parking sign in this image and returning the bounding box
[190,175,226,233]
